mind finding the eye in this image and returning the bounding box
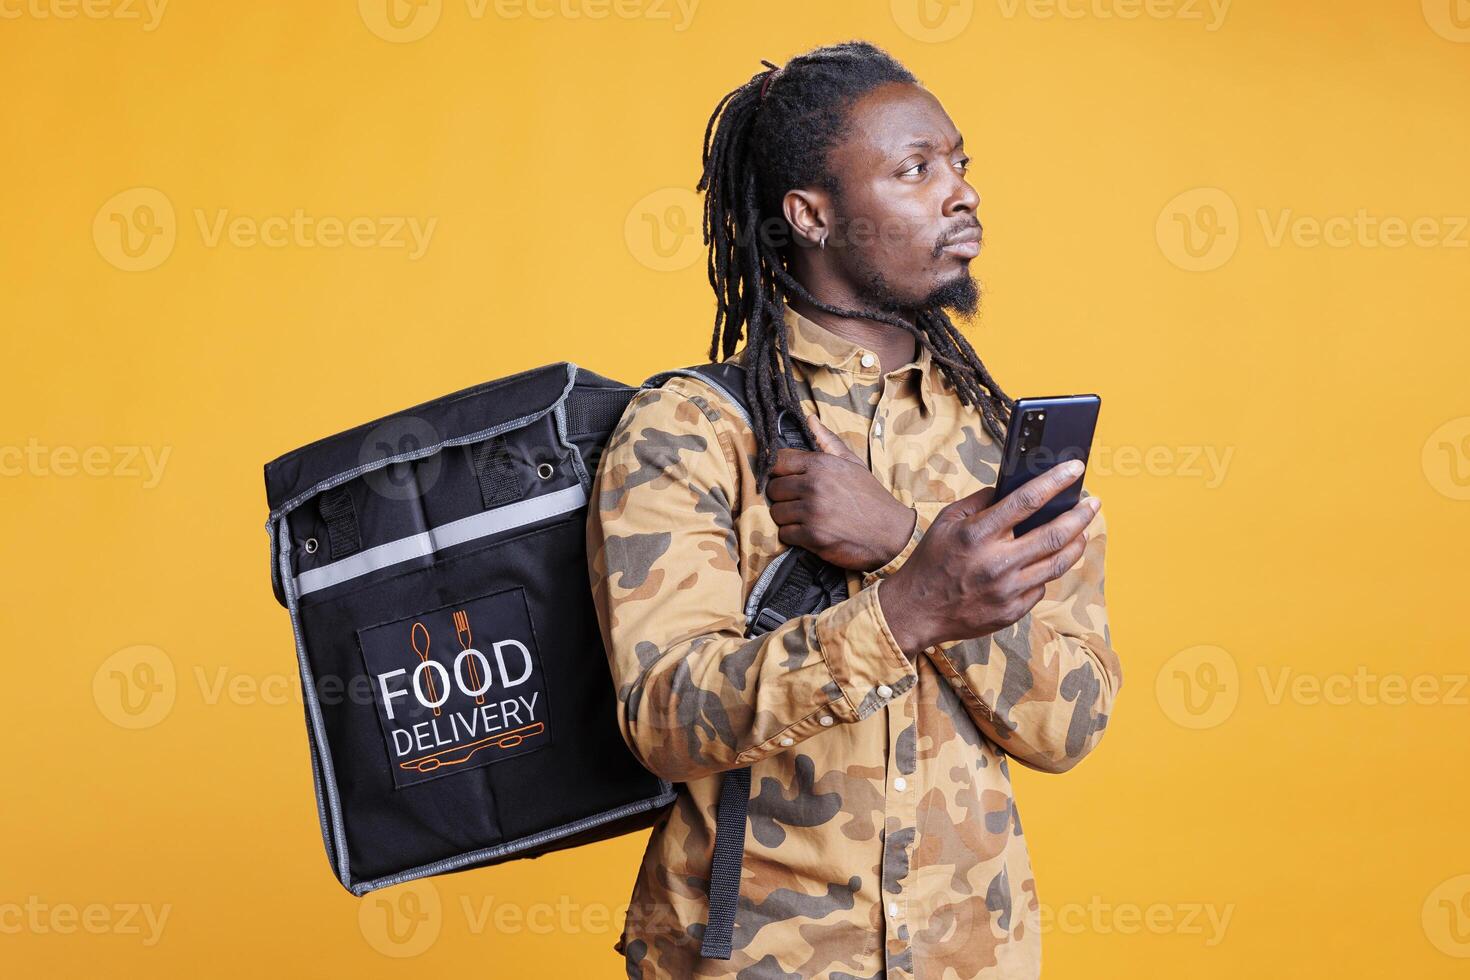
[955,156,971,174]
[899,160,928,178]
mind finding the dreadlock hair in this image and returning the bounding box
[697,40,1014,493]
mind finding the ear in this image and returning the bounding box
[806,414,862,464]
[782,187,831,249]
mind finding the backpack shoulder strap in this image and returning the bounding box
[641,360,755,430]
[643,360,846,624]
[642,360,815,452]
[640,359,849,960]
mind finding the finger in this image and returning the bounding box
[1014,585,1047,618]
[977,460,1085,535]
[1011,526,1090,593]
[763,474,808,502]
[769,446,813,477]
[769,500,806,526]
[806,414,861,462]
[1007,494,1099,567]
[775,521,813,551]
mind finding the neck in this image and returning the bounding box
[785,292,919,373]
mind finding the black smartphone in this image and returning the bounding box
[992,395,1101,536]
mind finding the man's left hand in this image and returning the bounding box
[765,414,918,572]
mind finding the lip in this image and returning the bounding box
[940,226,981,259]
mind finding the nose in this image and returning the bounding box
[945,170,980,217]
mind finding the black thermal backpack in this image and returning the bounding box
[261,359,848,960]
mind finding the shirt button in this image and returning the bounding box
[894,776,907,791]
[877,684,893,699]
[819,715,834,727]
[888,901,900,917]
[860,352,876,368]
[872,420,883,438]
[779,736,794,747]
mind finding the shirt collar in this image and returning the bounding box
[778,303,938,415]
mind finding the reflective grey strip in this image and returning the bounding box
[294,484,587,596]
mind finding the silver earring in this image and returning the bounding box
[820,233,827,250]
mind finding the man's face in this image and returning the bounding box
[821,82,982,316]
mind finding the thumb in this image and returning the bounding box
[946,484,996,521]
[806,414,861,462]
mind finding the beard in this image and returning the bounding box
[921,272,980,317]
[849,254,981,321]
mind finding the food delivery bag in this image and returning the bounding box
[262,361,676,896]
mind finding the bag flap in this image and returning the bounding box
[263,362,579,516]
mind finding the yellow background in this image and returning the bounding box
[3,0,1468,975]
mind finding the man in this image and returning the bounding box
[587,40,1122,979]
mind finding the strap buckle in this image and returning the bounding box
[750,607,789,635]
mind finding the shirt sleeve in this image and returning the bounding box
[922,492,1123,774]
[860,499,941,587]
[586,384,919,783]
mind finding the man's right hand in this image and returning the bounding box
[877,460,1101,659]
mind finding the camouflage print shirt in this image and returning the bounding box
[586,303,1123,979]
